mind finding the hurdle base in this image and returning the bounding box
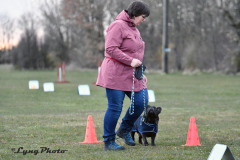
[54,81,70,83]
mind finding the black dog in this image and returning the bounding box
[130,105,162,146]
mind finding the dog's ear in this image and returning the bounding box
[146,105,151,110]
[157,107,162,114]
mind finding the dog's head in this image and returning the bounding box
[144,105,162,124]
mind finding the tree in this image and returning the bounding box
[12,13,39,69]
[12,12,54,69]
[0,14,14,63]
[61,0,106,68]
[221,0,240,72]
[40,0,70,63]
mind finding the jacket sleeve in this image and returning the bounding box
[105,22,133,66]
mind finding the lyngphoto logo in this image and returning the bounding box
[12,147,68,155]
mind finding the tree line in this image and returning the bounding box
[0,0,239,73]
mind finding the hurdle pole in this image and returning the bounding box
[58,63,62,82]
[62,62,65,82]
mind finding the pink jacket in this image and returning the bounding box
[96,10,147,92]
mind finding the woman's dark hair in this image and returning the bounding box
[127,1,150,19]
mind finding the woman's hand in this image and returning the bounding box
[143,75,147,83]
[131,58,142,68]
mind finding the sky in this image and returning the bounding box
[0,0,46,48]
[0,0,42,19]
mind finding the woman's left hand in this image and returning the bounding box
[143,75,147,83]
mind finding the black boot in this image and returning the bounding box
[116,127,135,146]
[104,137,125,151]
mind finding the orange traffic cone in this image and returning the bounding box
[79,115,102,144]
[181,116,202,146]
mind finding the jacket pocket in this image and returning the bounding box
[115,62,125,76]
[125,34,137,53]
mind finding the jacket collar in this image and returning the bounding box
[116,10,136,28]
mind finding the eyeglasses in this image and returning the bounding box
[142,15,146,19]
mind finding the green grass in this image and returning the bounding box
[0,66,240,159]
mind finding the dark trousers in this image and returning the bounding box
[103,88,149,141]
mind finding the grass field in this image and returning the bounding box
[0,65,240,160]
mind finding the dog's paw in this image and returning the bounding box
[144,143,149,146]
[151,144,156,146]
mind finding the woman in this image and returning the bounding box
[96,1,150,151]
